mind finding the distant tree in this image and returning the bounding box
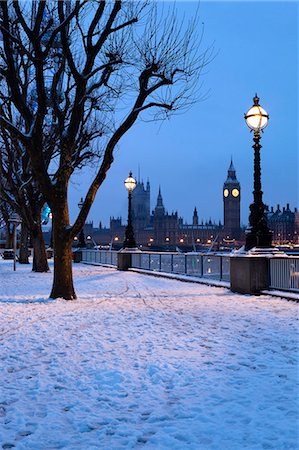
[0,0,211,299]
[0,198,13,248]
[0,116,49,271]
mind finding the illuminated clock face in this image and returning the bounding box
[224,189,229,197]
[232,188,240,197]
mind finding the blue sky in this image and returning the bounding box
[69,1,298,228]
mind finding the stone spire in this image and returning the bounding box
[226,157,238,183]
[155,186,165,216]
[193,207,198,226]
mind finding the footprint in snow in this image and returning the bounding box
[15,430,33,441]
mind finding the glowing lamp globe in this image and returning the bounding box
[245,94,269,132]
[124,172,136,192]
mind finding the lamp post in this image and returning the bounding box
[8,213,21,271]
[77,197,86,248]
[123,171,137,248]
[49,212,53,248]
[244,94,272,250]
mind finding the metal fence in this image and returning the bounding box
[80,250,230,281]
[131,252,230,282]
[81,249,118,266]
[269,257,299,293]
[79,250,299,295]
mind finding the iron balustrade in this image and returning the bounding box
[80,250,230,281]
[81,249,118,267]
[269,257,299,293]
[131,252,230,282]
[79,250,299,295]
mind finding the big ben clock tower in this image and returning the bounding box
[223,159,241,239]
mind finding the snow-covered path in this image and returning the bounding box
[0,261,298,450]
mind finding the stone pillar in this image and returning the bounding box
[117,252,132,271]
[73,250,82,263]
[117,248,141,271]
[230,255,270,294]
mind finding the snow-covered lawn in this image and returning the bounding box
[0,260,298,450]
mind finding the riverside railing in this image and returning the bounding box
[80,249,230,281]
[81,249,118,266]
[131,252,230,282]
[79,250,299,296]
[269,257,299,293]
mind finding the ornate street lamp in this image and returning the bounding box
[123,171,137,248]
[244,94,272,250]
[77,197,86,248]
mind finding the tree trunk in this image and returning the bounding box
[50,201,76,300]
[19,223,30,264]
[50,233,76,300]
[32,217,49,272]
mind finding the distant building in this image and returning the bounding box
[87,160,244,250]
[132,179,151,230]
[265,204,299,244]
[5,158,298,249]
[223,159,241,239]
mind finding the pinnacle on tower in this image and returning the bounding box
[226,157,238,182]
[155,186,165,215]
[229,156,235,171]
[157,186,164,207]
[193,207,199,226]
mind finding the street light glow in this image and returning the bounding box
[245,94,269,132]
[124,171,137,192]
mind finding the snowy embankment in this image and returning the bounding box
[0,260,298,450]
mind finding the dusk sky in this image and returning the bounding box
[69,1,298,229]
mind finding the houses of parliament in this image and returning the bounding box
[83,160,299,250]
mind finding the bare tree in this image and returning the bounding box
[0,119,49,271]
[0,0,212,299]
[0,198,13,248]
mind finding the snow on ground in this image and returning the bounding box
[0,260,298,450]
